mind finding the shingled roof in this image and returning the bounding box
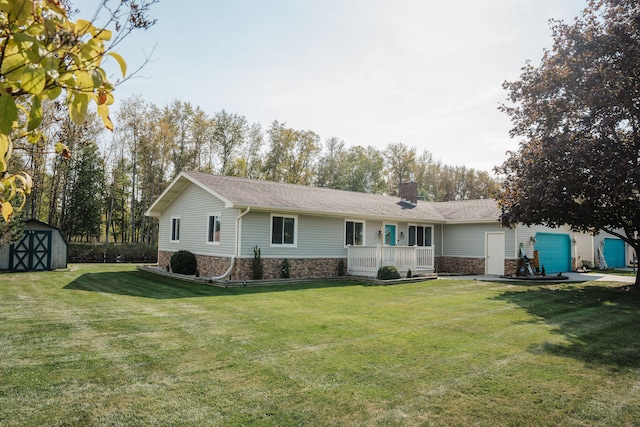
[433,199,501,223]
[146,171,501,224]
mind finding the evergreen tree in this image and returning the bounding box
[65,145,104,242]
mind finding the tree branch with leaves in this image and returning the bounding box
[0,0,155,223]
[497,0,640,285]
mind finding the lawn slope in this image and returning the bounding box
[2,264,640,426]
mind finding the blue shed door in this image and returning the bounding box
[603,238,625,268]
[534,233,571,274]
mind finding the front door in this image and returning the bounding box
[384,224,396,246]
[486,232,505,275]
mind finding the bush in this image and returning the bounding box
[280,258,290,278]
[68,243,158,263]
[377,265,401,280]
[252,246,263,280]
[170,250,197,275]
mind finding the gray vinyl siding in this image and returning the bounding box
[298,215,346,257]
[159,183,237,257]
[442,223,514,258]
[434,224,443,256]
[365,220,384,247]
[239,211,270,257]
[504,227,517,259]
[240,211,348,258]
[239,215,440,259]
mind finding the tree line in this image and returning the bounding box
[8,95,499,245]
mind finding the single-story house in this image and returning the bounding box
[145,171,615,280]
[0,219,68,271]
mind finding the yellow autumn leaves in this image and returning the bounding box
[0,0,126,222]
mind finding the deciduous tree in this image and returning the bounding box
[316,137,348,189]
[0,0,155,222]
[497,0,640,285]
[384,142,417,196]
[211,110,247,175]
[343,146,386,194]
[263,121,320,185]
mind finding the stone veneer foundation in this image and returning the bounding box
[435,256,518,276]
[159,251,518,280]
[158,250,345,280]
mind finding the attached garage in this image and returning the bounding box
[0,219,68,271]
[603,238,625,268]
[534,232,572,274]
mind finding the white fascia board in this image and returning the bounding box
[145,172,188,217]
[443,219,502,225]
[233,204,445,224]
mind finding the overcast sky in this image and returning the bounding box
[76,0,587,172]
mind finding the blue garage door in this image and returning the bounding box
[603,238,625,268]
[535,233,571,274]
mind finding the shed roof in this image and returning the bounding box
[146,171,501,224]
[24,218,68,239]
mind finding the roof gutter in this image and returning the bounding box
[208,207,251,281]
[231,204,447,224]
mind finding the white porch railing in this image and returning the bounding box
[416,247,434,270]
[347,245,435,278]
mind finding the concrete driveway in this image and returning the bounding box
[440,271,638,284]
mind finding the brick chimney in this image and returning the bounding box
[399,173,418,205]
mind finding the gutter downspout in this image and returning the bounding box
[208,207,251,281]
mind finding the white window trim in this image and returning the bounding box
[344,219,366,247]
[270,213,298,248]
[206,213,221,245]
[408,223,434,247]
[170,216,181,243]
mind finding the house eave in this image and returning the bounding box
[231,203,446,224]
[443,219,502,225]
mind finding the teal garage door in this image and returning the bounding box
[603,238,625,268]
[535,233,571,274]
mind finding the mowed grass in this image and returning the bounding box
[2,265,640,426]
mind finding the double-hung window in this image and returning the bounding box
[170,216,181,242]
[345,220,365,246]
[271,215,296,246]
[408,225,432,247]
[207,214,221,244]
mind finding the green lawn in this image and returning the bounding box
[2,264,640,426]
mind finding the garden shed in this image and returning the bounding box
[0,219,68,271]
